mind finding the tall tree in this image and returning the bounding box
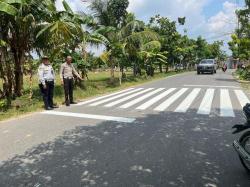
[149,15,179,67]
[229,0,250,61]
[90,0,129,80]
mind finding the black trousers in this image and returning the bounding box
[63,78,74,104]
[39,81,54,109]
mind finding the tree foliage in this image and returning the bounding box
[229,0,250,61]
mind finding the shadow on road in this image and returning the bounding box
[0,109,249,187]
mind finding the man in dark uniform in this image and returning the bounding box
[38,56,57,110]
[60,56,83,106]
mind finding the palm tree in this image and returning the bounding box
[139,41,168,75]
[89,0,130,81]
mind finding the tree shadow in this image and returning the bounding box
[0,109,249,187]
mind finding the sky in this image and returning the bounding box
[55,0,245,55]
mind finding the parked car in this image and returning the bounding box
[197,59,217,74]
[174,63,184,71]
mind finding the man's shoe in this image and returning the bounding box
[65,100,70,106]
[70,101,77,104]
[51,105,59,108]
[45,107,53,110]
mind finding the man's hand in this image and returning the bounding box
[79,77,84,81]
[43,84,47,89]
[61,80,64,85]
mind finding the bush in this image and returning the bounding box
[236,68,250,80]
[0,99,8,111]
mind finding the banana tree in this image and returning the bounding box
[121,21,160,76]
[0,0,59,96]
[36,0,84,55]
[36,0,101,81]
[139,41,168,76]
[0,0,31,100]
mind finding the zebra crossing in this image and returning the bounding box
[197,89,214,115]
[77,87,250,117]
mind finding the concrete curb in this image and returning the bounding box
[237,80,250,83]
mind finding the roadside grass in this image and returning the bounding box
[0,70,188,121]
[233,70,250,92]
[240,82,250,94]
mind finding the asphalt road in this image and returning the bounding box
[0,70,250,187]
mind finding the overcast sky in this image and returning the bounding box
[56,0,245,55]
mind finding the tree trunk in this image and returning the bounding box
[121,65,126,79]
[165,65,169,73]
[110,63,115,79]
[110,55,115,81]
[0,48,13,106]
[28,64,33,100]
[13,49,24,97]
[118,62,121,86]
[159,63,163,73]
[82,43,89,80]
[133,63,136,76]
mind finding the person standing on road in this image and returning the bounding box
[60,56,83,106]
[222,63,227,72]
[38,56,57,110]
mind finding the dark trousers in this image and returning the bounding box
[39,81,54,109]
[63,78,74,104]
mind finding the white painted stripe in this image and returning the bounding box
[136,88,176,110]
[175,88,201,113]
[220,89,235,117]
[105,88,154,107]
[184,85,240,89]
[154,88,189,111]
[197,89,215,115]
[41,111,135,123]
[90,88,143,106]
[76,88,135,106]
[234,90,250,108]
[120,88,165,109]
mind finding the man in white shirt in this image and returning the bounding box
[38,56,56,110]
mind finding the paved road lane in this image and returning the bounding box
[0,70,250,187]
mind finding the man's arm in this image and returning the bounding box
[72,65,83,80]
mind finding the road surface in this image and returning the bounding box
[0,70,250,187]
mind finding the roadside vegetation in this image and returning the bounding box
[229,0,250,81]
[0,0,230,119]
[235,67,250,81]
[228,0,250,80]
